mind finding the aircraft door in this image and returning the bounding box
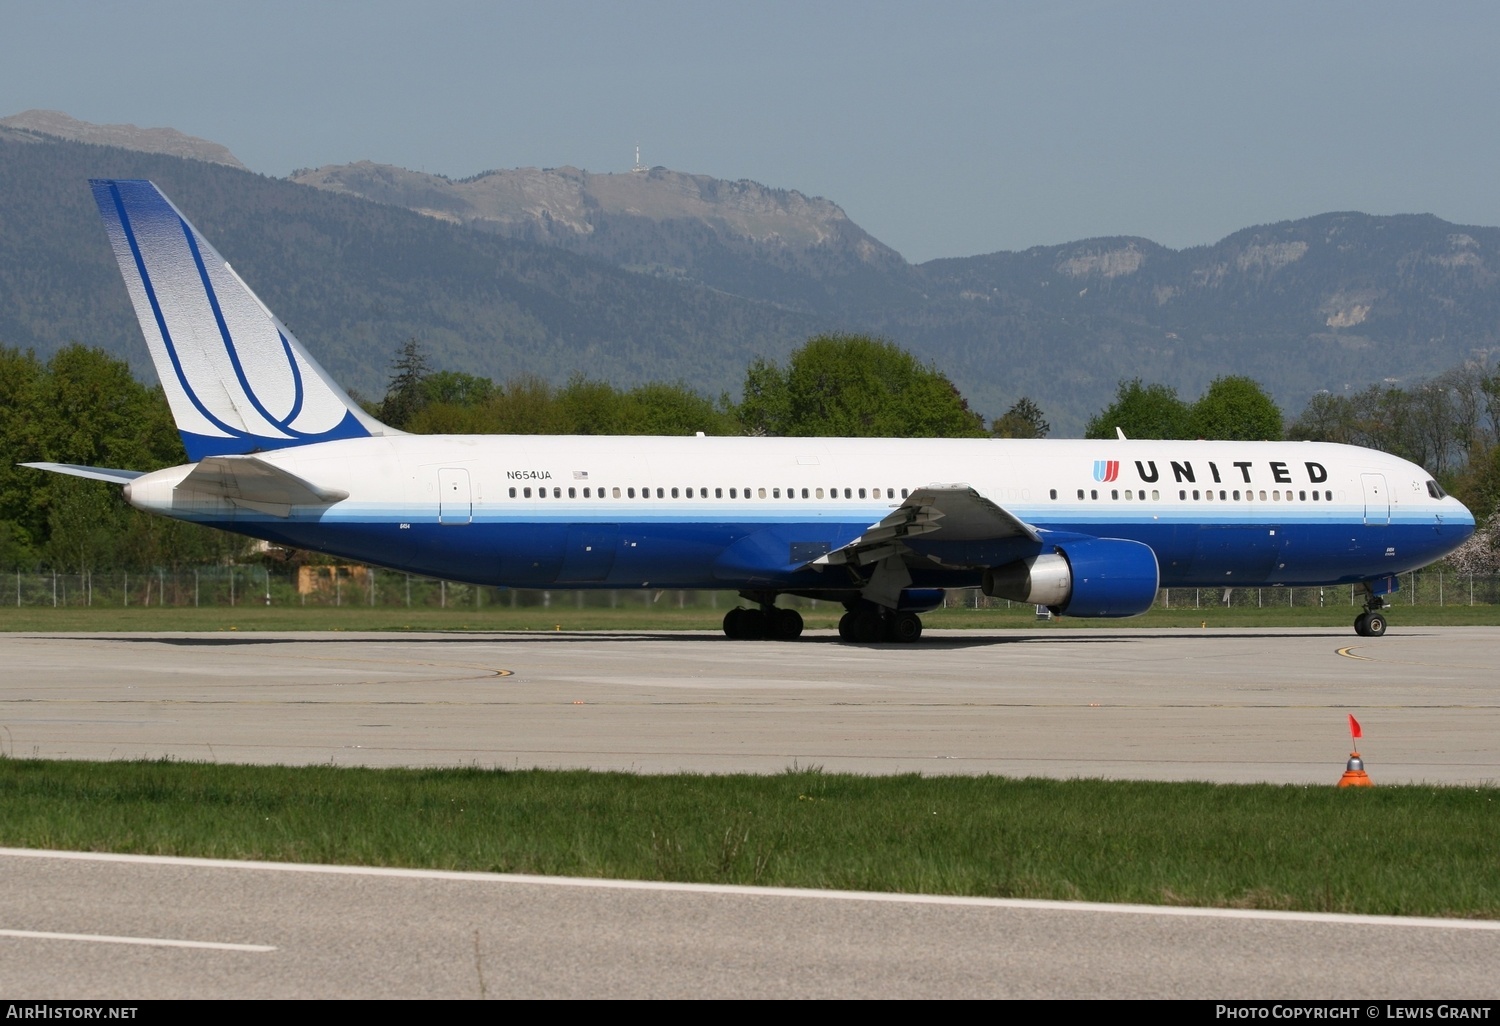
[1361,473,1389,526]
[438,468,472,525]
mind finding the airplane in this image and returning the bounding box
[23,180,1476,642]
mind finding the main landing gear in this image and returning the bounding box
[722,604,804,640]
[1354,595,1388,638]
[837,604,922,644]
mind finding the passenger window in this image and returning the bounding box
[1050,489,1057,499]
[1311,491,1319,501]
[1079,489,1087,500]
[568,487,576,498]
[858,488,867,499]
[685,488,692,498]
[1259,490,1266,500]
[1299,491,1306,501]
[758,488,767,498]
[671,487,680,498]
[816,488,825,498]
[1233,490,1240,500]
[901,488,909,498]
[716,488,723,498]
[1151,490,1159,500]
[1111,490,1119,500]
[1124,490,1132,500]
[1325,490,1332,501]
[524,487,532,498]
[1090,489,1098,500]
[509,487,517,498]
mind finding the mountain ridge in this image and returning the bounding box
[5,112,1500,434]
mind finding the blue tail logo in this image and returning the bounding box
[91,180,384,460]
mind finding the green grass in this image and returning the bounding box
[2,759,1497,918]
[0,601,1497,632]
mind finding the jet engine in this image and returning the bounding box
[982,537,1159,618]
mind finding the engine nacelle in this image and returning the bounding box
[982,538,1159,618]
[981,554,1072,607]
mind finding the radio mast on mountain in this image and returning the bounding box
[632,144,648,173]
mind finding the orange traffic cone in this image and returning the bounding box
[1338,751,1373,787]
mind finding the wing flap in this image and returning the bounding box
[814,484,1040,568]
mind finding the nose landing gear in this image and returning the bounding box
[1354,595,1388,637]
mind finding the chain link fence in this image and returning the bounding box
[6,566,1500,611]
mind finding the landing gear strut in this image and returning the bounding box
[1354,595,1388,638]
[837,604,922,644]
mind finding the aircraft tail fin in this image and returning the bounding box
[90,179,392,461]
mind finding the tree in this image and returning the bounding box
[1084,379,1192,439]
[991,397,1050,438]
[617,382,737,436]
[738,334,987,438]
[1187,376,1284,440]
[378,338,430,429]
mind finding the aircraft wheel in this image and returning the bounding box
[855,609,886,643]
[773,607,804,640]
[1364,612,1387,637]
[838,611,855,641]
[1353,612,1368,636]
[890,612,923,643]
[725,607,766,640]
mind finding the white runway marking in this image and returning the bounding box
[0,927,275,952]
[6,846,1497,933]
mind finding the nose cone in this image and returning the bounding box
[1452,497,1477,539]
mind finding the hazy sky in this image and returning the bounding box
[6,1,1498,261]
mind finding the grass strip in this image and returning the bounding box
[1,604,1497,632]
[2,759,1497,918]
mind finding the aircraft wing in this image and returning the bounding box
[813,484,1041,568]
[20,463,146,485]
[178,456,349,518]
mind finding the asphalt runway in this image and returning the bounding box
[4,848,1498,999]
[5,627,1500,998]
[2,626,1498,784]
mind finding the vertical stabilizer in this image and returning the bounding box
[90,179,390,460]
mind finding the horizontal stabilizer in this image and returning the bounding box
[178,456,349,518]
[20,462,145,485]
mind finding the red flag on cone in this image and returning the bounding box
[1339,714,1372,786]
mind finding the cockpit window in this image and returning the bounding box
[1427,480,1447,499]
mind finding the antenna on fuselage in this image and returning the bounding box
[1116,427,1128,440]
